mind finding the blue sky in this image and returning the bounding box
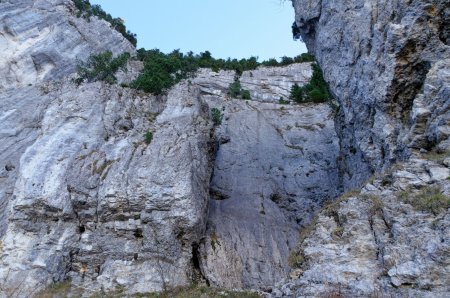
[90,0,307,61]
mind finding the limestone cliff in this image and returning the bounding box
[0,0,340,295]
[193,68,340,289]
[0,0,449,297]
[0,0,210,295]
[293,0,450,188]
[271,0,450,297]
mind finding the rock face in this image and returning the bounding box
[193,69,340,289]
[274,0,450,296]
[274,157,450,297]
[293,0,450,188]
[0,0,134,241]
[195,65,312,103]
[0,81,213,295]
[0,0,212,295]
[0,0,340,295]
[1,0,449,296]
[0,0,134,89]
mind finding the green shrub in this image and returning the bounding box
[227,79,243,98]
[289,84,304,103]
[294,53,315,63]
[133,49,262,95]
[211,108,223,126]
[262,58,280,67]
[227,78,251,99]
[144,131,153,144]
[309,88,328,102]
[413,187,450,215]
[260,54,313,67]
[75,51,129,84]
[72,0,137,46]
[280,56,294,66]
[132,49,197,94]
[241,89,251,100]
[289,64,330,104]
[279,97,290,104]
[288,251,305,268]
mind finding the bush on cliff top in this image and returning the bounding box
[76,49,323,99]
[71,0,318,96]
[132,49,315,95]
[289,63,330,103]
[75,51,129,84]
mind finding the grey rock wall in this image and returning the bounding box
[293,0,450,188]
[195,64,312,103]
[0,0,134,89]
[0,0,213,295]
[273,156,450,297]
[200,101,339,289]
[4,0,447,296]
[0,1,342,295]
[274,0,450,296]
[0,80,213,296]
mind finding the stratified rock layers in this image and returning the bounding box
[0,79,214,295]
[0,0,210,295]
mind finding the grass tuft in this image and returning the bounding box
[398,186,450,215]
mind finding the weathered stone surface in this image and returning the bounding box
[293,0,450,188]
[268,1,450,297]
[407,59,450,152]
[0,1,340,294]
[0,79,213,296]
[272,156,450,297]
[0,0,134,89]
[194,67,340,289]
[2,0,449,296]
[0,0,213,295]
[195,64,312,103]
[0,0,134,241]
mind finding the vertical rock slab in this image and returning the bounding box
[0,81,213,295]
[0,0,135,238]
[195,67,341,289]
[280,1,450,296]
[0,0,214,295]
[293,0,450,187]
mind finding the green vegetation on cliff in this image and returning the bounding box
[75,51,129,84]
[289,64,330,103]
[132,49,315,95]
[75,49,317,97]
[227,77,251,99]
[71,0,322,99]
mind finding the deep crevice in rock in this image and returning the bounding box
[387,40,431,121]
[191,242,209,286]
